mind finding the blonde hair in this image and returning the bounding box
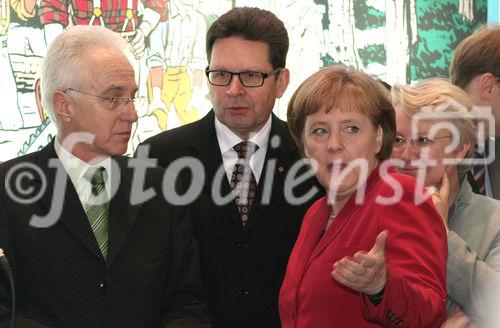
[392,79,478,170]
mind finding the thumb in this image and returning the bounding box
[369,230,388,256]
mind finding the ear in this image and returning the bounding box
[35,79,45,121]
[52,91,72,123]
[276,68,290,98]
[478,73,497,102]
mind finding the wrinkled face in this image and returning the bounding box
[60,47,138,161]
[391,105,468,187]
[208,36,289,139]
[303,108,382,201]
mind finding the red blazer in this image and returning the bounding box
[279,167,447,327]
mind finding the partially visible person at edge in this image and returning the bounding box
[139,6,321,328]
[279,65,447,327]
[450,24,500,200]
[0,25,209,328]
[392,79,500,328]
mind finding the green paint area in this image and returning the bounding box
[411,0,487,81]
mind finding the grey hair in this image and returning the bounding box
[40,25,131,124]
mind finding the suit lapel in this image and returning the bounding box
[36,142,103,260]
[244,115,296,230]
[107,157,143,266]
[191,112,242,228]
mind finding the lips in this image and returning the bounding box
[226,106,249,113]
[399,166,419,176]
[327,161,346,172]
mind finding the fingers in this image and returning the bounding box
[331,231,388,295]
[440,310,471,328]
[354,252,375,268]
[334,256,366,275]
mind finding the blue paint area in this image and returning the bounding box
[489,0,500,22]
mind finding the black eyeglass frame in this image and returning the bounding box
[205,67,282,87]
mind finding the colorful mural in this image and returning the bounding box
[0,0,487,162]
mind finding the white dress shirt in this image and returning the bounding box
[54,137,111,205]
[214,115,272,184]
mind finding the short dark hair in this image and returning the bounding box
[206,7,289,70]
[287,65,396,160]
[450,24,500,89]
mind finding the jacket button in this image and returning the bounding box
[237,241,249,248]
[237,288,249,297]
[98,282,106,292]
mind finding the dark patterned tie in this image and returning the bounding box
[83,167,109,259]
[230,141,259,226]
[468,145,488,195]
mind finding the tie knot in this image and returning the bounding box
[84,167,106,196]
[233,141,259,159]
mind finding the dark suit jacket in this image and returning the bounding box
[141,111,321,328]
[490,139,499,200]
[468,138,499,200]
[0,141,210,328]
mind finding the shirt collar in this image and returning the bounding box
[54,137,111,186]
[214,115,272,154]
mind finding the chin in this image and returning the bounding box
[110,144,128,156]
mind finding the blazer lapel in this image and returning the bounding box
[36,142,103,260]
[306,168,382,265]
[307,200,357,267]
[294,198,330,279]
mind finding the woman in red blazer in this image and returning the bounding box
[281,65,447,327]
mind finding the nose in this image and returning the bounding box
[326,130,343,152]
[122,101,138,123]
[226,75,245,97]
[397,142,416,162]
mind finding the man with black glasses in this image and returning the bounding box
[141,7,320,328]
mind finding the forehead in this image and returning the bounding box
[395,112,445,136]
[209,37,272,70]
[307,107,371,123]
[82,47,136,91]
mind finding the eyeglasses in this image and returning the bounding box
[65,88,136,110]
[205,68,282,87]
[393,135,453,148]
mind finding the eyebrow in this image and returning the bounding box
[339,119,361,125]
[103,85,138,94]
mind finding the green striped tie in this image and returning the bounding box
[84,167,109,259]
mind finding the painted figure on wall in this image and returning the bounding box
[146,0,207,131]
[0,0,37,131]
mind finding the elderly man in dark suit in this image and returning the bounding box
[0,25,209,328]
[140,7,321,328]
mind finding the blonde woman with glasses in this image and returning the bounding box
[391,79,500,328]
